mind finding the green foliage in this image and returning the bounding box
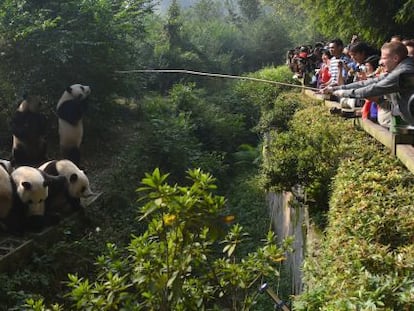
[234,66,300,113]
[262,0,323,45]
[294,0,414,46]
[295,134,414,309]
[147,0,293,92]
[231,144,261,169]
[395,0,414,23]
[236,15,292,72]
[28,169,288,310]
[256,91,308,134]
[259,89,414,308]
[110,82,258,191]
[225,166,290,309]
[0,0,153,104]
[237,0,262,22]
[170,83,249,153]
[261,103,361,207]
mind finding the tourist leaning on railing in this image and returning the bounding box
[320,41,414,132]
[359,55,381,122]
[316,49,332,89]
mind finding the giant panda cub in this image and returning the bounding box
[0,159,13,174]
[38,159,95,220]
[10,166,65,233]
[11,94,48,167]
[0,159,14,232]
[56,84,91,166]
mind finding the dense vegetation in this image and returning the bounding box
[297,139,414,309]
[259,100,414,308]
[264,0,414,47]
[26,169,290,310]
[1,0,414,310]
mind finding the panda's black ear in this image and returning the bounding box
[70,173,78,183]
[22,181,32,190]
[66,86,73,93]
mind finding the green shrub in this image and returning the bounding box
[26,169,289,310]
[261,103,359,208]
[234,66,301,113]
[259,92,414,308]
[293,117,414,309]
[255,91,311,134]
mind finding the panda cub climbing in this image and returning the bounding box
[56,84,91,166]
[39,159,94,219]
[11,94,48,167]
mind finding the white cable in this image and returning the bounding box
[115,69,320,91]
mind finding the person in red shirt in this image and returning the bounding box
[317,50,332,88]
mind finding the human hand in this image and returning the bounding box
[333,90,346,97]
[351,34,358,44]
[318,86,334,94]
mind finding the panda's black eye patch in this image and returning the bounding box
[81,186,86,193]
[80,86,85,91]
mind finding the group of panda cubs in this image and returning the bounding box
[0,83,95,235]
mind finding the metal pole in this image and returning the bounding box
[259,283,290,311]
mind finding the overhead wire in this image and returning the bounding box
[115,69,320,91]
[118,67,296,309]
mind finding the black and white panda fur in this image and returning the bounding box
[0,160,15,232]
[10,94,48,167]
[38,159,94,219]
[9,166,65,233]
[56,84,91,166]
[0,159,13,174]
[11,166,66,232]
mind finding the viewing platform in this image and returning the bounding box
[305,89,414,175]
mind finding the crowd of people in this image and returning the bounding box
[287,35,414,132]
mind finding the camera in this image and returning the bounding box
[356,65,366,73]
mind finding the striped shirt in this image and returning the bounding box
[329,55,349,85]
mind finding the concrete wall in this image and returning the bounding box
[267,191,309,295]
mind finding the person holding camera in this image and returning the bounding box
[321,41,414,129]
[347,42,379,82]
[326,39,350,88]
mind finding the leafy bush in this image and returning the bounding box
[234,66,300,113]
[258,94,414,309]
[0,0,153,107]
[26,169,289,310]
[169,83,249,153]
[109,82,258,189]
[261,102,358,208]
[255,91,308,134]
[295,135,414,310]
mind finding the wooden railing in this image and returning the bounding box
[304,89,414,175]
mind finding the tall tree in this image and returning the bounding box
[238,0,261,21]
[0,0,153,106]
[395,0,414,23]
[262,0,322,45]
[292,0,414,46]
[165,0,182,48]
